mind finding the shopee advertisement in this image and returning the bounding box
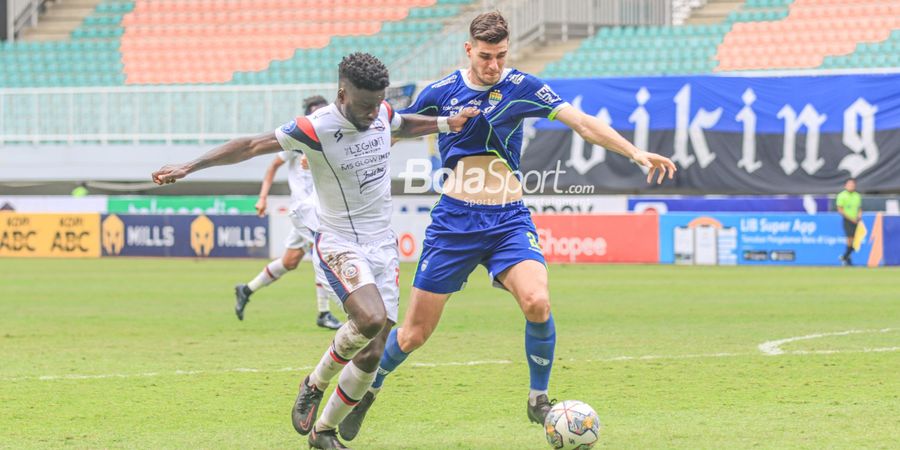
[532,214,659,263]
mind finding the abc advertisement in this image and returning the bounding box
[532,214,659,263]
[659,213,888,266]
[101,214,268,258]
[0,213,100,258]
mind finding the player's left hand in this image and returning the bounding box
[633,151,677,184]
[447,107,480,132]
[151,164,190,185]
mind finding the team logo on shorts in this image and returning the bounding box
[526,231,542,252]
[341,263,360,281]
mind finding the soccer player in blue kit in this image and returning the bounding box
[337,11,678,441]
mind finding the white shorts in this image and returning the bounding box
[313,232,400,323]
[287,211,339,302]
[285,209,316,252]
[284,225,314,252]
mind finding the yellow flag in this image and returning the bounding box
[853,220,867,251]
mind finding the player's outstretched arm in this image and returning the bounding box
[394,107,480,139]
[151,132,282,185]
[255,156,286,216]
[555,106,677,184]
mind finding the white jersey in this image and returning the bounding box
[277,150,319,231]
[274,102,402,243]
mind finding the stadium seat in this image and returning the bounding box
[0,0,475,87]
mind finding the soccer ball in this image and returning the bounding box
[544,400,601,450]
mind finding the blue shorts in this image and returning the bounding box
[413,195,545,294]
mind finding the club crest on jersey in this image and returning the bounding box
[370,118,386,132]
[484,90,503,114]
[489,90,503,106]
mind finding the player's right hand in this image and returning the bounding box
[255,198,267,217]
[448,107,480,132]
[151,164,189,185]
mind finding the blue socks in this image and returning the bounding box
[372,327,409,389]
[525,314,556,391]
[373,317,556,394]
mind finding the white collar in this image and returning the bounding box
[460,68,512,91]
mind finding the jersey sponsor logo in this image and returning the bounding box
[357,165,387,193]
[431,74,458,89]
[343,135,387,158]
[529,354,551,366]
[535,84,562,105]
[340,153,389,171]
[509,73,525,85]
[334,129,344,142]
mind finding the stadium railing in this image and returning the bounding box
[389,0,671,82]
[0,83,338,145]
[4,0,47,41]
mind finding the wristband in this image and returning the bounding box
[437,116,450,133]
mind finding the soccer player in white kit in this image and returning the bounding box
[234,95,344,330]
[151,53,478,449]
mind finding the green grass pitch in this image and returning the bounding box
[1,259,898,449]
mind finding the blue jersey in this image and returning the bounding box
[399,68,570,171]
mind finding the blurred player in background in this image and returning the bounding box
[338,11,677,442]
[152,52,478,449]
[837,178,862,266]
[234,95,343,330]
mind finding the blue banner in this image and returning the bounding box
[101,214,268,258]
[659,212,885,266]
[539,73,900,133]
[519,73,900,194]
[629,196,829,213]
[884,216,900,267]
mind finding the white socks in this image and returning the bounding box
[315,362,377,431]
[309,320,372,390]
[247,259,289,292]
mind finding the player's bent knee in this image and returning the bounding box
[520,292,551,322]
[399,327,431,352]
[282,252,302,270]
[354,309,388,339]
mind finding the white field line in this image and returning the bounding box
[757,328,897,355]
[5,340,899,383]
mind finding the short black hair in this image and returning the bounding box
[302,95,328,115]
[338,52,390,91]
